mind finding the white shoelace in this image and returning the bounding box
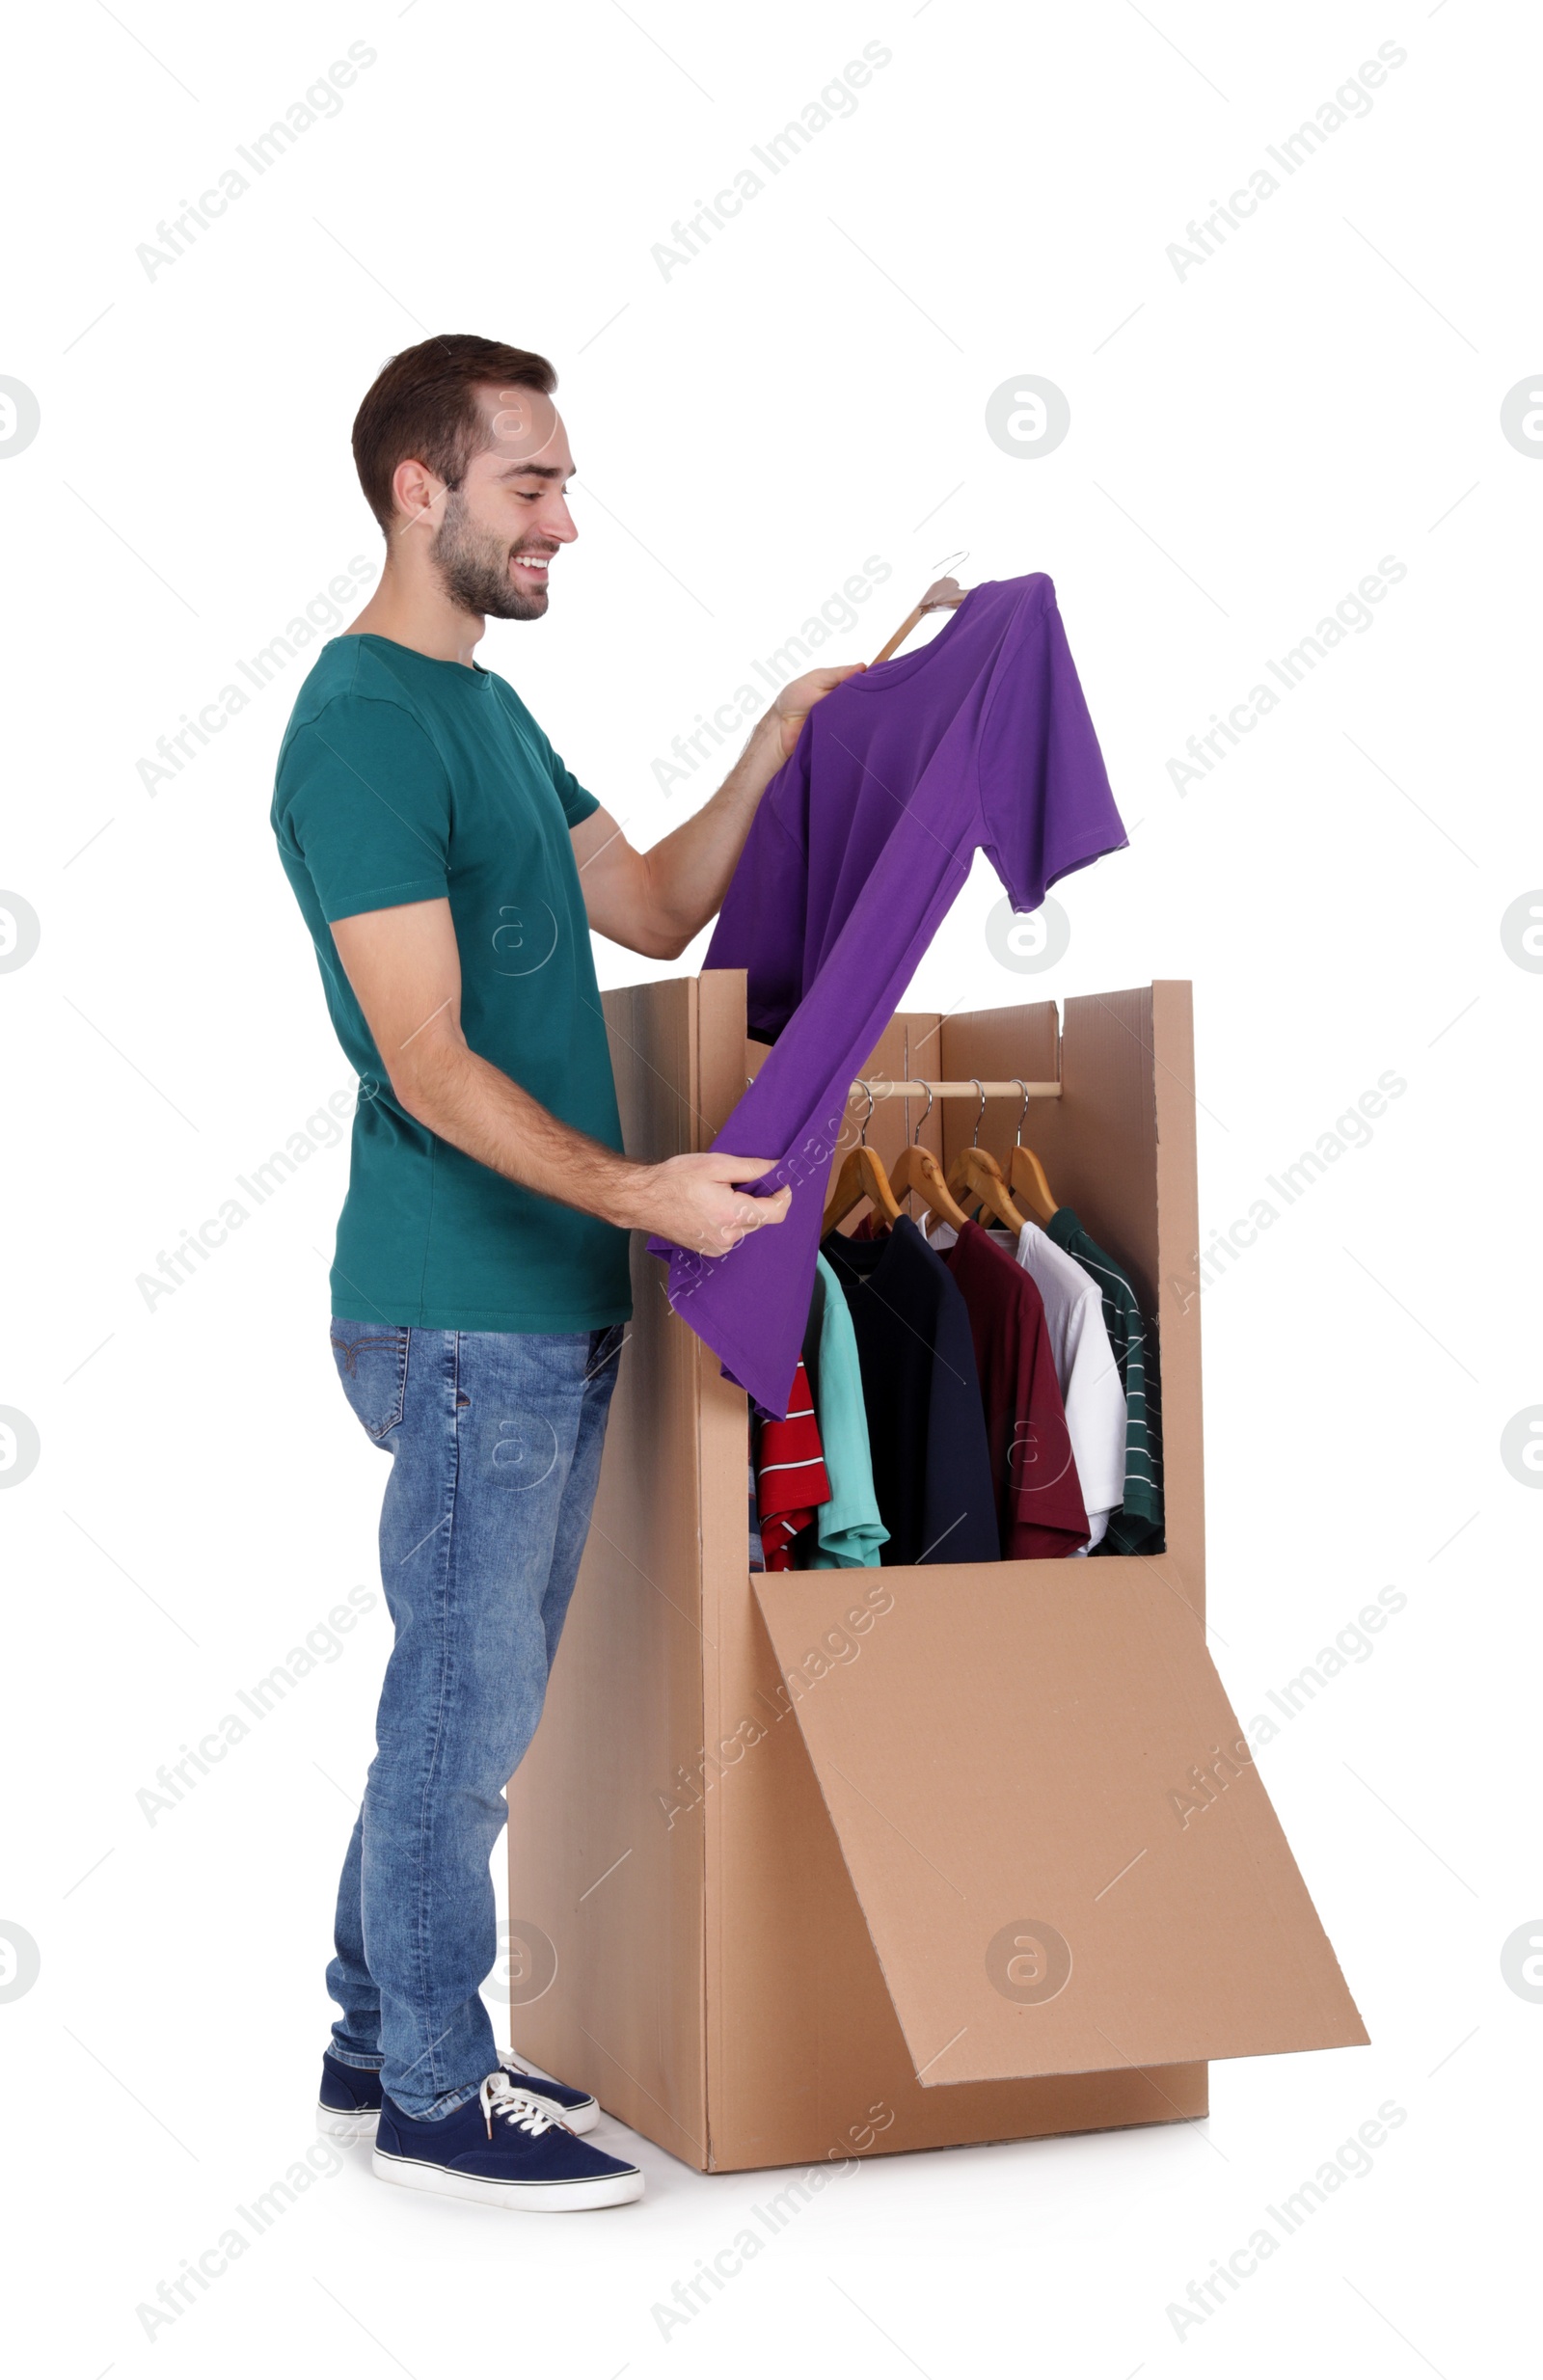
[478,2070,571,2141]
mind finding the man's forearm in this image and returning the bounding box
[573,663,860,960]
[392,1028,791,1258]
[402,1036,650,1228]
[637,711,784,947]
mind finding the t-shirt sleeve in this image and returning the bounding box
[975,583,1128,915]
[515,704,600,828]
[702,735,812,1041]
[551,755,600,828]
[278,694,453,923]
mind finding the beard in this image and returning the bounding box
[430,489,548,620]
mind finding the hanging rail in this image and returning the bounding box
[847,1077,1062,1101]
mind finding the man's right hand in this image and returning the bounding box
[631,1151,791,1256]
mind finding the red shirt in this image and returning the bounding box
[939,1222,1090,1558]
[753,1357,831,1569]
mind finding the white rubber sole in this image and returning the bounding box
[371,2145,643,2211]
[317,2100,379,2146]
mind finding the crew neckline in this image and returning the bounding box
[850,581,984,690]
[821,1214,928,1277]
[346,632,493,685]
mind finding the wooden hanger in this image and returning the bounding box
[945,1080,1025,1233]
[872,567,969,666]
[1003,1076,1060,1227]
[889,1086,971,1231]
[822,1082,903,1236]
[949,1146,1025,1234]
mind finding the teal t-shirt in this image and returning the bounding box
[801,1254,888,1569]
[270,633,633,1333]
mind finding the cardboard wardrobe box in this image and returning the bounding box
[506,973,1367,2172]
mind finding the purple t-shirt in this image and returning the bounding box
[648,574,1127,1418]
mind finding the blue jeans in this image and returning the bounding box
[324,1316,625,2119]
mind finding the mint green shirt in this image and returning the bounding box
[802,1254,888,1568]
[270,634,632,1333]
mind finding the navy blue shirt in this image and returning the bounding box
[821,1217,999,1566]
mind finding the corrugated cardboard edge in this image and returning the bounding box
[1150,979,1205,1614]
[695,968,754,2173]
[503,975,713,2169]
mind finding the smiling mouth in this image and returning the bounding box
[512,553,553,577]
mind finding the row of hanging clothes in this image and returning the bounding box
[748,1082,1163,1571]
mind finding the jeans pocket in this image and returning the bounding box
[584,1321,626,1386]
[330,1319,409,1442]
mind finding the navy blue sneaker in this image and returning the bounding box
[317,2047,600,2144]
[317,2052,386,2147]
[494,2046,600,2136]
[373,2071,643,2210]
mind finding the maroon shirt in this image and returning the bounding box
[940,1222,1090,1559]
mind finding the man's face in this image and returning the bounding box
[429,385,577,621]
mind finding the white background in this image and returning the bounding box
[2,1,1537,2371]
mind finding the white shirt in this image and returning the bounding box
[1011,1221,1126,1549]
[923,1214,1127,1551]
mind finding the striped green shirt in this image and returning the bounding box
[1046,1207,1163,1554]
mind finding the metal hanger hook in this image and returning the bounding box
[1012,1078,1030,1145]
[969,1077,987,1147]
[912,1083,934,1146]
[855,1079,875,1145]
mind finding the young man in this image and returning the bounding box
[271,335,858,2211]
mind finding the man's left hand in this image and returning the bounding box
[769,663,867,762]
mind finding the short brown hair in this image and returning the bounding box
[351,334,557,531]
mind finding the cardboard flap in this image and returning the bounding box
[751,1560,1367,2087]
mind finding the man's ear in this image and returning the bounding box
[392,455,446,533]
